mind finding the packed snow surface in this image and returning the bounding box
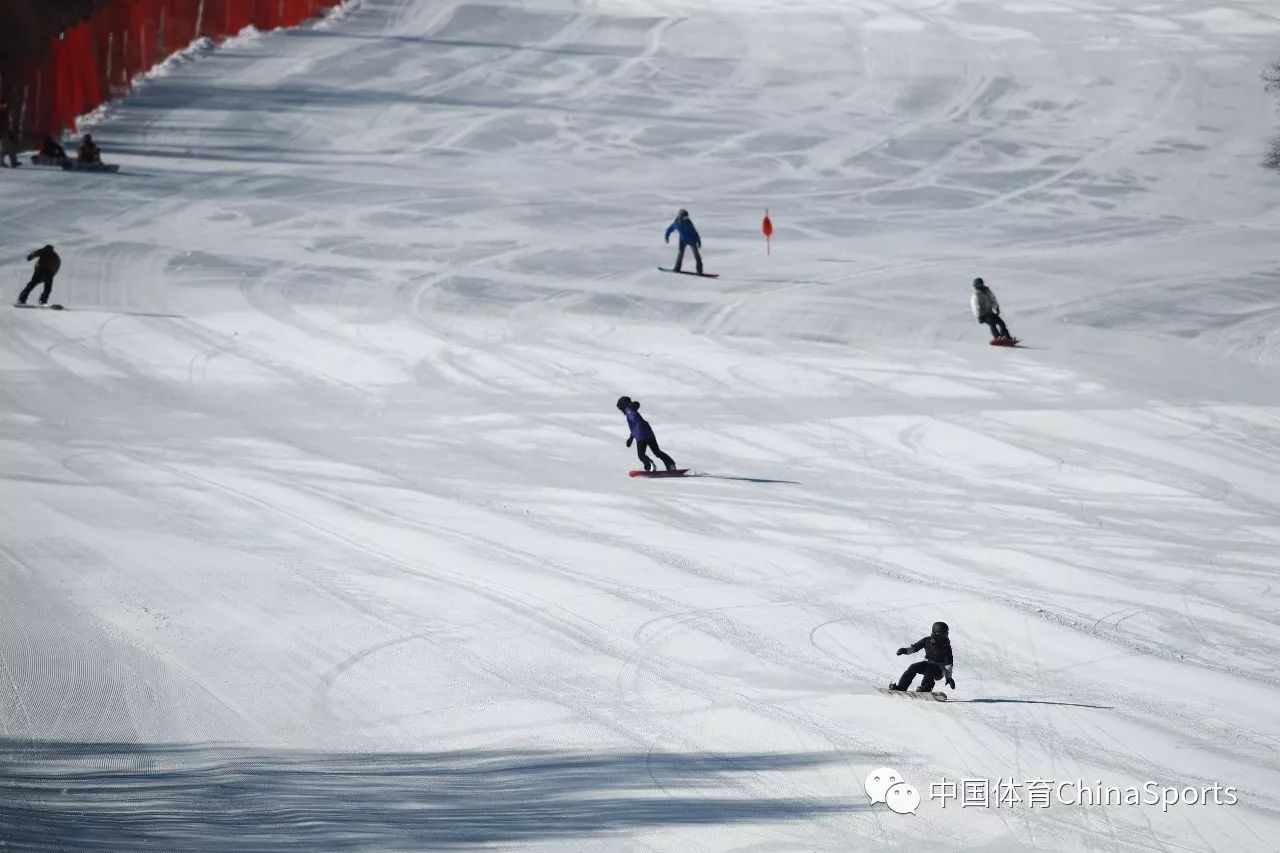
[3,0,1280,848]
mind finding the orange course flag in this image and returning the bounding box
[762,210,773,254]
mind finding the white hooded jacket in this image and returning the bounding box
[970,288,999,319]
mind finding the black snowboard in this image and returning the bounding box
[658,267,719,279]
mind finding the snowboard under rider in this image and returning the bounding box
[19,245,61,306]
[890,621,955,693]
[971,278,1013,341]
[664,209,703,275]
[616,396,677,472]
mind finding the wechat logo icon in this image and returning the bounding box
[865,767,921,815]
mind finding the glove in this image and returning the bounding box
[896,647,910,656]
[946,676,956,689]
[626,437,633,447]
[665,237,670,244]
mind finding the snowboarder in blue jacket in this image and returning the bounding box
[664,209,703,275]
[616,396,677,472]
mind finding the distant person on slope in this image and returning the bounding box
[77,134,102,165]
[38,135,67,160]
[18,245,61,306]
[664,209,703,275]
[889,621,955,693]
[617,396,677,472]
[0,99,12,168]
[971,277,1013,341]
[1,129,18,168]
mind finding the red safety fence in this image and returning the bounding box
[2,0,341,145]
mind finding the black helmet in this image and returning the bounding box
[616,395,633,411]
[677,208,688,218]
[932,621,949,637]
[972,277,984,290]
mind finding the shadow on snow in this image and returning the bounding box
[0,742,861,850]
[693,473,802,485]
[949,698,1114,710]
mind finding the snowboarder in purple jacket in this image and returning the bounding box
[664,209,703,275]
[617,396,676,471]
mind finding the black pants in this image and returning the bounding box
[978,312,1010,339]
[895,661,943,692]
[19,269,55,304]
[636,437,675,471]
[674,241,703,274]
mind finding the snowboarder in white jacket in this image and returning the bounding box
[971,278,1013,341]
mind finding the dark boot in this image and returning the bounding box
[653,447,676,471]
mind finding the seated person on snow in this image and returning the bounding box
[39,135,67,159]
[77,134,102,164]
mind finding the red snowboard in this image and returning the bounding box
[629,468,690,478]
[990,338,1021,347]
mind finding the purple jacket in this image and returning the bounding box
[623,405,654,441]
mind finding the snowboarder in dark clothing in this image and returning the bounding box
[890,621,955,693]
[38,135,67,160]
[617,396,676,472]
[77,134,102,165]
[19,245,61,306]
[664,209,703,274]
[971,278,1013,341]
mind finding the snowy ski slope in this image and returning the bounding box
[3,0,1280,848]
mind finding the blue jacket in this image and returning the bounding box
[665,216,700,246]
[623,405,654,441]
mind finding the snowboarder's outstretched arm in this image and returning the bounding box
[664,221,677,243]
[897,636,930,655]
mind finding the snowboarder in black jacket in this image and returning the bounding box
[890,621,955,692]
[19,245,61,306]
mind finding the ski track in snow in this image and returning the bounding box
[3,0,1280,848]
